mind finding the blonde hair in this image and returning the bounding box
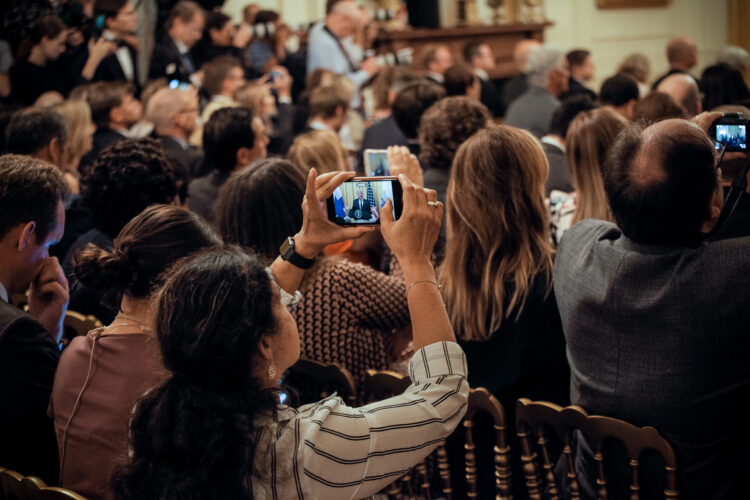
[234,82,268,113]
[287,129,347,174]
[439,125,553,341]
[566,108,625,224]
[53,99,93,170]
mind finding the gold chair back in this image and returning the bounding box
[0,467,87,500]
[515,399,679,500]
[61,311,103,349]
[284,357,357,406]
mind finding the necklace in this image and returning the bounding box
[109,313,153,333]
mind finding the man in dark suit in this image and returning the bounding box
[80,81,142,168]
[0,155,70,485]
[91,0,141,95]
[391,81,446,162]
[559,49,596,101]
[554,115,750,499]
[149,1,205,83]
[464,42,502,117]
[148,86,204,178]
[347,189,371,220]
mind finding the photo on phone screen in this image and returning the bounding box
[363,149,389,176]
[716,124,747,150]
[327,177,402,226]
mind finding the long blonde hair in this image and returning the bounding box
[287,129,348,174]
[566,108,625,224]
[52,99,93,173]
[439,125,554,341]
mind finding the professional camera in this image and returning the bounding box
[711,113,750,152]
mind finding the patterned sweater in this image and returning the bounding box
[293,257,409,385]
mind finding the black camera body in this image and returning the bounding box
[711,113,749,152]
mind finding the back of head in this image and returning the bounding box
[632,92,686,124]
[216,159,305,261]
[667,37,697,68]
[53,99,93,161]
[566,107,625,223]
[6,108,68,156]
[305,68,335,93]
[419,96,489,170]
[617,52,651,84]
[392,81,445,139]
[440,125,552,342]
[604,119,716,245]
[165,0,203,31]
[716,45,750,71]
[287,129,347,175]
[87,81,131,128]
[74,205,221,308]
[443,64,476,97]
[0,154,70,244]
[656,73,701,116]
[203,106,256,172]
[526,46,565,88]
[112,246,277,500]
[512,39,541,72]
[233,82,267,113]
[700,63,749,111]
[308,85,348,119]
[204,11,231,35]
[81,138,177,239]
[147,87,192,131]
[567,49,590,69]
[202,55,243,97]
[600,74,639,107]
[548,95,597,138]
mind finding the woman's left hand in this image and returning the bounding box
[294,169,375,258]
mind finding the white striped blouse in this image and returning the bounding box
[251,341,469,500]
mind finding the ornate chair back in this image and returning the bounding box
[283,358,357,407]
[0,467,87,500]
[61,311,103,348]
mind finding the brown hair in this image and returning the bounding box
[617,53,650,84]
[419,96,489,170]
[443,64,477,97]
[309,85,348,119]
[631,92,686,125]
[439,125,553,341]
[202,55,243,97]
[87,81,133,127]
[287,129,348,175]
[165,0,204,31]
[566,108,625,224]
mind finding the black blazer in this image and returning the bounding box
[348,198,371,220]
[560,78,596,102]
[79,127,127,169]
[93,43,141,96]
[479,78,503,117]
[157,135,204,178]
[0,299,60,484]
[149,37,195,82]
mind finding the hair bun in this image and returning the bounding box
[73,243,133,292]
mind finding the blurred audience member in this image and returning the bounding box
[147,86,204,178]
[149,1,205,82]
[632,91,686,124]
[617,52,651,98]
[419,44,454,84]
[656,73,702,117]
[443,64,481,100]
[91,0,140,94]
[716,45,750,73]
[542,95,597,195]
[191,11,242,70]
[307,85,349,133]
[464,42,501,116]
[248,10,289,75]
[52,99,96,193]
[392,81,445,157]
[52,205,220,500]
[0,155,70,485]
[288,129,348,175]
[560,49,596,101]
[600,73,640,120]
[5,109,68,174]
[652,36,698,89]
[501,39,541,115]
[34,91,65,108]
[505,46,569,138]
[187,107,267,222]
[700,63,749,111]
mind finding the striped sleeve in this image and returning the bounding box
[294,341,468,499]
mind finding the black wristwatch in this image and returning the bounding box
[279,236,317,270]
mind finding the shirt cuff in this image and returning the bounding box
[278,95,292,105]
[408,341,467,383]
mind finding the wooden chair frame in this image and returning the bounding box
[284,357,357,406]
[0,467,87,499]
[515,398,679,500]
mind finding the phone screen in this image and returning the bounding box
[327,177,402,226]
[364,149,389,176]
[716,123,747,150]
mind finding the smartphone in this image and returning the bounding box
[169,79,191,91]
[327,176,403,226]
[266,69,282,84]
[711,113,749,152]
[363,149,389,176]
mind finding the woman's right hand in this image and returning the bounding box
[380,174,442,268]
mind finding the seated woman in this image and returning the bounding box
[215,160,410,383]
[550,107,625,242]
[50,205,221,500]
[111,169,467,499]
[439,125,570,497]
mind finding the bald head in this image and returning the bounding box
[604,118,718,244]
[513,39,542,72]
[656,73,702,117]
[667,37,697,70]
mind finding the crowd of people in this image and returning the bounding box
[1,0,750,498]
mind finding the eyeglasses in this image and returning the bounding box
[714,140,727,167]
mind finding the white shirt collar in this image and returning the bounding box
[542,135,565,152]
[428,72,444,83]
[309,120,330,131]
[0,282,8,303]
[474,68,489,81]
[173,39,189,55]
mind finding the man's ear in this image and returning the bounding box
[702,185,724,233]
[17,222,36,252]
[48,136,63,165]
[236,146,252,169]
[110,105,122,125]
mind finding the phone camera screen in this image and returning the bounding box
[331,179,397,224]
[716,123,747,150]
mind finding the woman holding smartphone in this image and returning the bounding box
[112,169,467,499]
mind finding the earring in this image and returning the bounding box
[267,363,277,382]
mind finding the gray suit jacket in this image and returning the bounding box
[554,219,750,499]
[543,141,572,195]
[504,86,560,139]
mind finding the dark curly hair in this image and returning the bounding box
[73,204,221,310]
[81,138,178,239]
[111,246,279,500]
[418,96,490,170]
